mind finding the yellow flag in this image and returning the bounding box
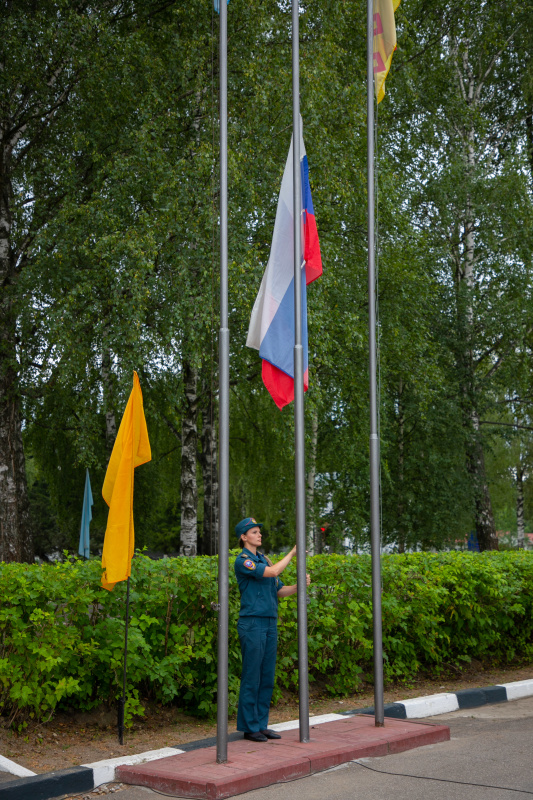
[373,0,400,103]
[101,372,151,590]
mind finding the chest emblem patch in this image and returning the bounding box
[243,559,256,570]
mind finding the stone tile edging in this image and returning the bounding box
[1,678,532,800]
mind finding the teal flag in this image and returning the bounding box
[78,469,94,559]
[214,0,229,12]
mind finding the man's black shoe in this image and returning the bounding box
[244,731,268,742]
[260,729,282,739]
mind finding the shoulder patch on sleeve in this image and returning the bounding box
[243,559,256,571]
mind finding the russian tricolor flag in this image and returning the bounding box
[247,126,322,409]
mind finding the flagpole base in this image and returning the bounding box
[117,698,125,745]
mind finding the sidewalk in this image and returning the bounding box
[5,676,533,800]
[116,715,450,799]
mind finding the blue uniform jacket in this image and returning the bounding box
[234,548,284,618]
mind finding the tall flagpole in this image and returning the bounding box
[216,0,230,763]
[367,0,385,727]
[292,0,310,744]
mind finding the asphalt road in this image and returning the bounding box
[108,697,533,800]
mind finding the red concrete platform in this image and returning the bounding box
[117,715,450,799]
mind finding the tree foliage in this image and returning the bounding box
[0,0,532,559]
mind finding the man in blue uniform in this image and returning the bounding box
[234,517,310,743]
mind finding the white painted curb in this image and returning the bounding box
[270,713,345,732]
[0,755,36,778]
[401,692,459,718]
[498,679,533,701]
[82,747,182,786]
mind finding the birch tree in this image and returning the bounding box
[0,1,105,561]
[0,0,218,560]
[389,0,533,550]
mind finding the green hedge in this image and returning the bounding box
[1,551,533,727]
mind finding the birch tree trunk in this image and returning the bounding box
[468,410,498,550]
[517,462,525,549]
[101,346,117,455]
[0,136,33,562]
[180,362,198,556]
[396,379,406,554]
[178,88,206,558]
[0,365,33,563]
[199,381,218,556]
[526,108,533,181]
[452,38,499,550]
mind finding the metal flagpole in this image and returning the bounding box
[216,0,230,764]
[118,576,130,745]
[367,0,385,727]
[292,0,310,745]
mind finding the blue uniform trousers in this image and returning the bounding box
[237,616,278,732]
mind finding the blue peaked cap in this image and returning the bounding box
[235,517,263,540]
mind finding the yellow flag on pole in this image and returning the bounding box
[101,372,151,590]
[373,0,400,103]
